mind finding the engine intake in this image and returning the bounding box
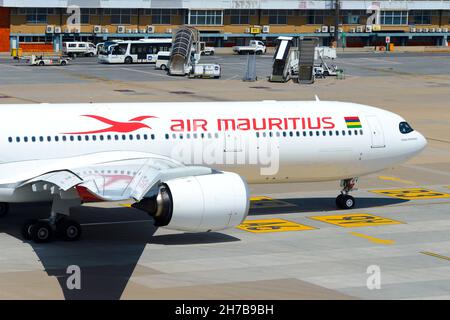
[133,172,249,232]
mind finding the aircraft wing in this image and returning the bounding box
[9,151,214,201]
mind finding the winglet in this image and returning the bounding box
[315,95,320,102]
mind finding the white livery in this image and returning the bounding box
[0,101,426,243]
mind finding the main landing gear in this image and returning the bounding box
[21,195,82,243]
[336,178,358,210]
[21,216,82,243]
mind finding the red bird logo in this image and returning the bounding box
[63,115,157,134]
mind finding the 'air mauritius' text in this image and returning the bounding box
[170,117,335,132]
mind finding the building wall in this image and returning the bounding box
[4,8,450,51]
[9,10,450,35]
[0,7,10,52]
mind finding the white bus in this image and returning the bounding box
[98,39,172,64]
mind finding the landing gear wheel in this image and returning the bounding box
[336,194,355,210]
[30,221,53,243]
[0,202,9,217]
[21,219,37,240]
[57,218,82,241]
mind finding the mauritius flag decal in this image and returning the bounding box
[344,116,362,128]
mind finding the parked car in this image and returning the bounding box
[63,42,97,57]
[232,40,266,55]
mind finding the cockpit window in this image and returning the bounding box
[399,122,414,134]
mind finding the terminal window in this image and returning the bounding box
[111,9,138,25]
[380,11,408,25]
[189,10,223,25]
[227,9,254,25]
[409,10,434,25]
[22,8,54,24]
[150,9,172,25]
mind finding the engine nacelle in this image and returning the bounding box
[133,172,250,232]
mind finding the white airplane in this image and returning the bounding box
[0,100,426,243]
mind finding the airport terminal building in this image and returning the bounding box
[0,0,450,52]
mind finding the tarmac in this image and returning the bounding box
[0,51,449,299]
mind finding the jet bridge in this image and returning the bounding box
[269,36,296,82]
[169,26,200,76]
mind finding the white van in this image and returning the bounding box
[63,42,97,57]
[155,51,171,70]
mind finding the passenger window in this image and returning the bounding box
[47,136,51,142]
[70,136,74,141]
[359,129,363,135]
[24,137,28,142]
[354,130,358,135]
[316,131,320,136]
[309,131,313,136]
[100,135,104,141]
[151,134,155,140]
[165,134,169,139]
[303,132,307,137]
[62,136,67,141]
[85,136,89,141]
[32,137,36,142]
[342,131,346,136]
[122,135,126,140]
[8,137,12,143]
[92,135,97,141]
[335,130,339,136]
[129,134,133,140]
[282,132,287,137]
[322,131,326,136]
[348,130,352,136]
[54,136,59,142]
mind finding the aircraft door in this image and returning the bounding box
[366,115,386,148]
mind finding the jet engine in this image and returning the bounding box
[133,172,249,232]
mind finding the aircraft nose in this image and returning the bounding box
[415,131,427,153]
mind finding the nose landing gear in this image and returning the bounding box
[336,178,358,210]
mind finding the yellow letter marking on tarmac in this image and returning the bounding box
[238,218,316,233]
[250,196,296,209]
[370,188,450,200]
[309,214,402,228]
[350,232,395,245]
[378,176,415,185]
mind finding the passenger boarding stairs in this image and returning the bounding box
[169,26,200,76]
